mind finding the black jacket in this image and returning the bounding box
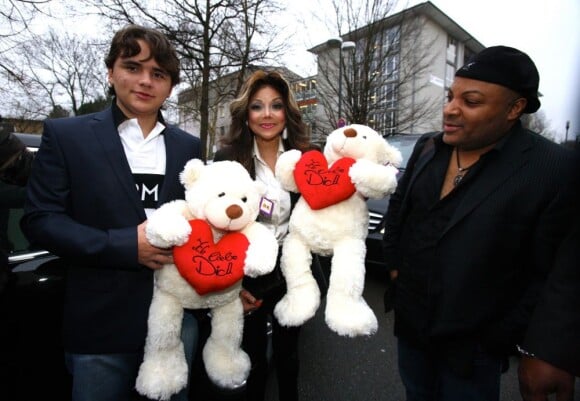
[382,123,577,373]
[522,153,580,376]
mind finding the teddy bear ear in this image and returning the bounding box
[180,158,205,189]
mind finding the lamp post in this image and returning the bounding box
[327,37,355,127]
[565,120,570,143]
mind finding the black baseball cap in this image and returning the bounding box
[455,45,540,113]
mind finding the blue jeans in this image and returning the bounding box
[397,338,502,401]
[65,311,198,401]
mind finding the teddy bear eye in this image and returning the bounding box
[218,192,225,197]
[241,196,247,203]
[362,135,367,139]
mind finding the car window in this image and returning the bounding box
[0,183,30,254]
[1,133,41,256]
[385,134,421,170]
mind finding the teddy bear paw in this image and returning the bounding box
[203,341,250,388]
[146,214,191,248]
[135,350,188,401]
[325,294,378,337]
[273,283,321,326]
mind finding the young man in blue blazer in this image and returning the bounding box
[22,25,201,401]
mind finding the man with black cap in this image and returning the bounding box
[382,45,577,401]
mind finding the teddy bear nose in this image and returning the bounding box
[343,127,357,138]
[226,204,243,219]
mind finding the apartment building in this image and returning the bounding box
[309,1,484,141]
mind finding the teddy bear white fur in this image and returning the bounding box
[273,124,402,337]
[135,159,279,401]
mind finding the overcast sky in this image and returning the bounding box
[14,0,580,142]
[427,0,580,142]
[284,0,580,142]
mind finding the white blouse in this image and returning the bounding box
[252,138,291,246]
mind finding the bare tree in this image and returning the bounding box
[521,110,558,142]
[0,0,51,45]
[2,29,107,119]
[0,0,53,115]
[312,0,441,140]
[80,0,287,160]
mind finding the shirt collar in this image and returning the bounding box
[112,98,166,128]
[252,137,285,163]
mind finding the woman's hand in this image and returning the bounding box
[240,288,263,315]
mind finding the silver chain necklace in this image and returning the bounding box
[453,148,477,186]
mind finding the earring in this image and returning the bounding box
[282,127,288,139]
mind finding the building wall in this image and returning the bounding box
[399,14,448,133]
[309,1,484,138]
[404,14,481,133]
[312,46,342,143]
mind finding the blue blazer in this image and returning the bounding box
[22,107,201,353]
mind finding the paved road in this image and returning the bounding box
[265,267,580,401]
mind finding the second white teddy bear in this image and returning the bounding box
[273,124,402,337]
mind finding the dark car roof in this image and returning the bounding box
[14,132,42,148]
[384,133,423,169]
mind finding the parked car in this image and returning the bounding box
[0,132,72,400]
[364,133,423,273]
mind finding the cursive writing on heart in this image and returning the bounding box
[173,219,249,295]
[294,150,356,210]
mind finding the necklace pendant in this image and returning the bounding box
[453,174,464,186]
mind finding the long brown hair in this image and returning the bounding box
[220,70,316,176]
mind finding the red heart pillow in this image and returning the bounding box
[173,219,249,295]
[294,150,356,210]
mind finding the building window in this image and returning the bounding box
[447,37,457,64]
[383,25,401,52]
[384,54,399,81]
[445,36,458,87]
[463,47,476,66]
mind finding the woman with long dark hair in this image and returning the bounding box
[214,69,323,401]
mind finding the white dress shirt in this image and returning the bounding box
[118,118,166,218]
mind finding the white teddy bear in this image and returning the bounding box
[273,124,402,337]
[135,159,279,401]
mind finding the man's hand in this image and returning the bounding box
[518,356,574,401]
[384,269,398,313]
[137,221,173,270]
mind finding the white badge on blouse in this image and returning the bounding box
[259,197,274,218]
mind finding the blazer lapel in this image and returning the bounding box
[89,109,145,219]
[159,127,185,205]
[442,129,532,236]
